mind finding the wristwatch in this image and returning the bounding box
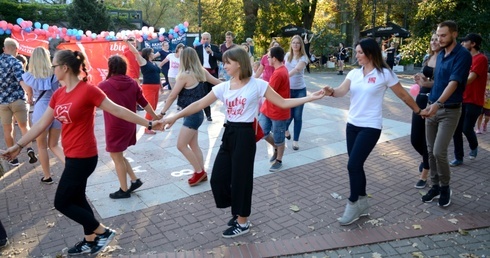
[147,121,153,130]
[435,101,444,108]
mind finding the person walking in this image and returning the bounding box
[421,20,472,207]
[412,32,441,189]
[337,42,347,75]
[155,41,171,90]
[254,40,280,82]
[195,32,222,121]
[323,38,426,225]
[125,40,161,134]
[161,47,325,238]
[259,46,290,172]
[158,47,221,186]
[21,47,65,184]
[284,35,309,150]
[160,43,185,98]
[0,38,37,166]
[449,33,488,166]
[1,49,164,255]
[99,55,160,199]
[219,31,237,80]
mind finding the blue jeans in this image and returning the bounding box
[286,88,307,141]
[346,123,381,202]
[258,113,288,146]
[452,103,482,160]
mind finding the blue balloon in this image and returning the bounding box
[76,35,81,40]
[34,22,41,29]
[78,30,83,36]
[142,34,148,40]
[0,29,4,35]
[42,24,49,30]
[184,28,188,33]
[24,27,32,33]
[66,29,72,35]
[16,18,23,25]
[91,34,96,39]
[5,29,11,35]
[105,36,111,41]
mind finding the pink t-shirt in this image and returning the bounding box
[260,54,275,82]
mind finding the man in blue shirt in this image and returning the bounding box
[421,21,472,207]
[0,38,37,166]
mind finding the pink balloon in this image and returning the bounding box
[26,21,33,28]
[13,25,21,32]
[410,84,420,97]
[159,35,164,41]
[183,21,189,27]
[168,34,173,39]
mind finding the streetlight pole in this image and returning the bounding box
[198,0,202,40]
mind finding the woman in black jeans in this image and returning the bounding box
[1,50,164,255]
[412,32,441,189]
[324,38,425,226]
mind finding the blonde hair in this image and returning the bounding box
[177,47,206,82]
[287,35,307,63]
[28,47,53,78]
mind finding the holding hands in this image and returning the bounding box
[323,86,334,97]
[1,145,22,163]
[413,73,429,87]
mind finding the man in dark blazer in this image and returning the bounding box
[196,32,222,121]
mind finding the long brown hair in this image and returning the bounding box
[222,47,252,80]
[357,38,390,73]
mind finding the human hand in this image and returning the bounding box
[0,145,22,163]
[323,86,334,97]
[422,104,438,118]
[162,115,178,130]
[413,73,427,86]
[151,120,165,131]
[309,89,326,101]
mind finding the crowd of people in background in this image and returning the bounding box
[0,19,488,252]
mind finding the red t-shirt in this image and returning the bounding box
[49,81,106,158]
[260,65,290,120]
[463,53,488,106]
[124,48,140,80]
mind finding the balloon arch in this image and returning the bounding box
[0,17,190,44]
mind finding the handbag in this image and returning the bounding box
[253,118,264,142]
[253,80,264,142]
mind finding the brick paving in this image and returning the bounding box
[0,70,489,257]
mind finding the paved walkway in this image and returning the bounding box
[0,71,488,257]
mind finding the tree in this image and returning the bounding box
[66,0,112,33]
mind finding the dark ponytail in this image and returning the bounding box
[54,50,89,81]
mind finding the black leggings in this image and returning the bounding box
[210,123,256,217]
[54,156,100,235]
[411,93,430,170]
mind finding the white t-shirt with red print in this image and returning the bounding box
[212,77,268,123]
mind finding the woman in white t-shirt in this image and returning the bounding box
[284,35,309,151]
[159,43,185,91]
[324,38,426,226]
[162,47,325,238]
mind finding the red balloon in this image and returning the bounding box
[13,25,21,32]
[7,23,13,30]
[62,28,67,34]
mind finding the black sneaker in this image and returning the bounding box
[109,188,130,199]
[67,239,95,256]
[421,185,440,203]
[0,238,9,249]
[128,179,143,193]
[8,158,19,167]
[222,221,250,238]
[414,179,427,189]
[27,147,38,164]
[269,149,277,163]
[438,186,452,207]
[91,228,116,255]
[41,177,54,185]
[227,215,238,226]
[207,116,213,122]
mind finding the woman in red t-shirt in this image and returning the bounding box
[1,50,163,256]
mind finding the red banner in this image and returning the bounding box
[11,30,49,57]
[56,41,127,85]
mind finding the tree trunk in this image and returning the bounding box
[301,0,318,30]
[350,0,363,64]
[242,0,259,39]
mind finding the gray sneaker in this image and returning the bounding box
[338,200,362,226]
[358,195,370,217]
[269,160,282,172]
